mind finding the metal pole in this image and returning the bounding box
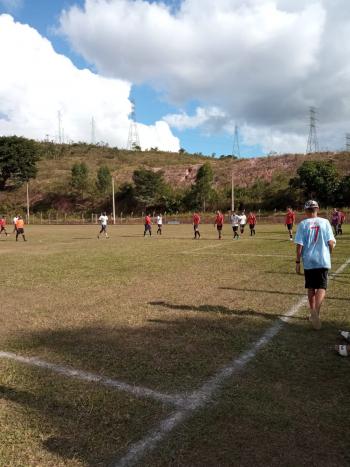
[231,160,234,212]
[120,212,123,224]
[112,177,116,225]
[27,183,30,224]
[40,213,42,224]
[33,214,35,224]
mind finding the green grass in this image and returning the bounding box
[0,224,349,466]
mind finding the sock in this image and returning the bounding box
[23,235,26,241]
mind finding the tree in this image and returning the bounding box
[132,168,166,209]
[0,136,41,190]
[290,160,341,206]
[70,162,90,199]
[96,166,112,198]
[188,162,215,211]
[178,148,185,154]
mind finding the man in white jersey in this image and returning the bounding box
[240,211,247,235]
[97,212,109,239]
[157,213,163,235]
[231,211,242,240]
[13,214,19,234]
[295,200,335,330]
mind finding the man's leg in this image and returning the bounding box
[289,228,293,239]
[308,288,316,310]
[22,233,26,242]
[149,228,152,237]
[16,231,19,241]
[315,288,326,316]
[105,228,109,238]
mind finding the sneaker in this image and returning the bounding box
[150,235,153,237]
[232,237,236,240]
[237,236,240,240]
[144,235,146,237]
[289,238,293,241]
[106,236,109,238]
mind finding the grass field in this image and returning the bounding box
[0,223,350,467]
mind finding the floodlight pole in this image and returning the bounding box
[27,183,30,224]
[112,176,116,225]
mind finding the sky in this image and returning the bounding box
[0,0,350,157]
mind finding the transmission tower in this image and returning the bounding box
[306,106,319,153]
[127,98,141,150]
[346,133,350,151]
[232,122,241,158]
[91,118,96,145]
[57,111,62,144]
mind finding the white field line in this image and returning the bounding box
[184,253,295,258]
[0,351,185,407]
[181,244,223,254]
[113,257,350,467]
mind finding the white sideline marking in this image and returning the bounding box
[185,253,295,258]
[181,244,223,254]
[0,351,184,407]
[113,257,350,467]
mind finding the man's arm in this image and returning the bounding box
[328,240,334,254]
[296,244,303,275]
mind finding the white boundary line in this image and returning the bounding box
[184,253,295,258]
[0,351,185,407]
[181,244,223,254]
[113,257,350,467]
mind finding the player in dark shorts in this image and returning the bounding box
[193,212,201,239]
[247,212,256,236]
[0,216,8,236]
[144,214,153,237]
[295,200,335,330]
[332,208,341,237]
[338,211,345,235]
[15,215,26,242]
[214,210,224,239]
[285,206,295,241]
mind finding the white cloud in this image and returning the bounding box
[57,0,350,153]
[163,107,228,133]
[0,14,180,151]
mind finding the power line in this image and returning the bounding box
[127,98,141,150]
[306,106,319,153]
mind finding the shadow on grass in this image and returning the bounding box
[2,305,348,466]
[148,301,306,320]
[219,287,350,301]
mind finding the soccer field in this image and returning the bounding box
[0,224,350,467]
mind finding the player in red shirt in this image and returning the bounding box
[214,210,224,240]
[193,212,201,239]
[0,216,8,236]
[338,211,345,236]
[247,212,257,236]
[143,214,153,237]
[285,206,295,241]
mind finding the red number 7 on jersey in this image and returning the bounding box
[311,226,320,243]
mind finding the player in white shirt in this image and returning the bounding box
[157,214,163,235]
[13,214,19,234]
[240,211,247,235]
[231,211,242,240]
[97,212,109,239]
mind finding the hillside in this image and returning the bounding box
[1,142,350,212]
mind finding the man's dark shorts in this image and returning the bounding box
[217,225,223,231]
[304,268,328,290]
[249,224,255,229]
[232,226,238,232]
[194,224,199,230]
[17,228,24,235]
[145,225,151,231]
[287,223,293,230]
